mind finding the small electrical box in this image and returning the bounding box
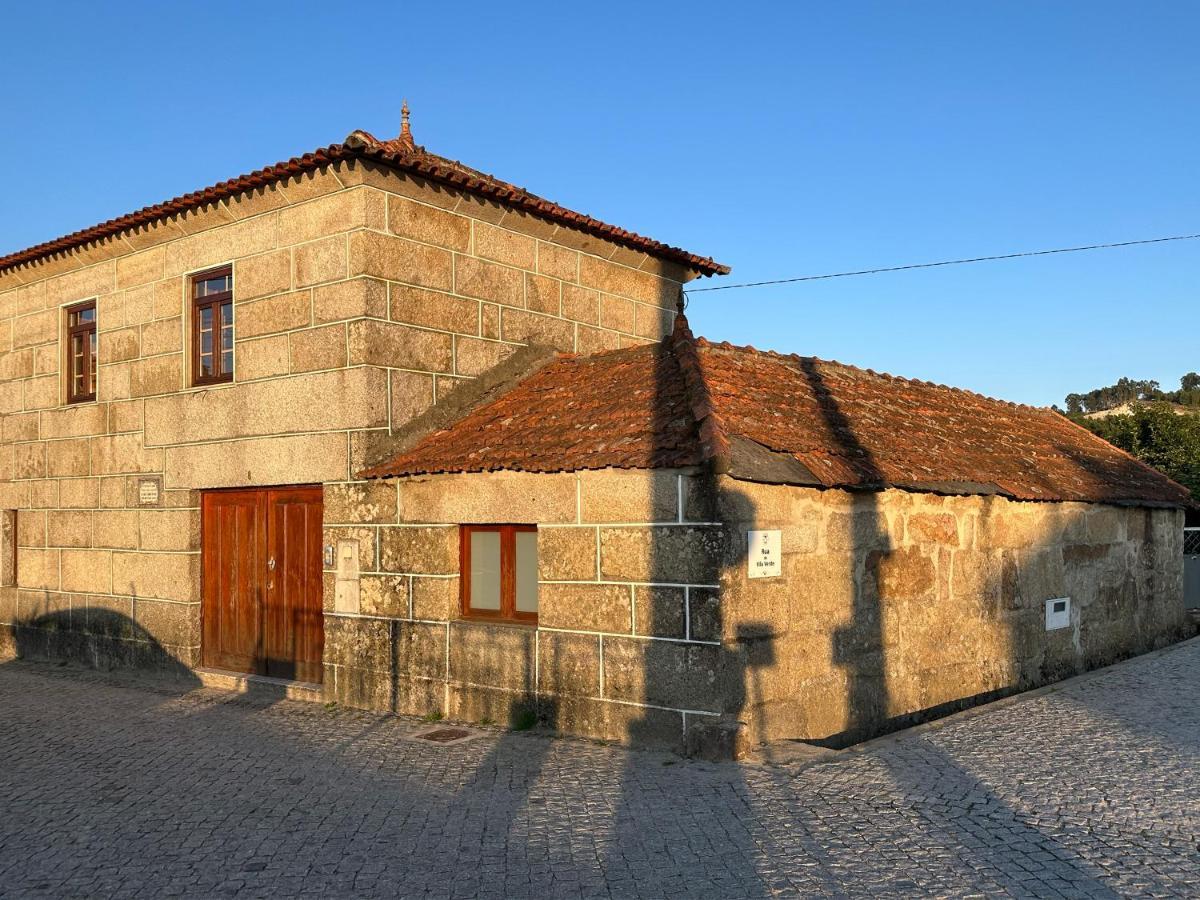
[1045,597,1071,631]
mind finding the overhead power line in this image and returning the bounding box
[683,231,1200,294]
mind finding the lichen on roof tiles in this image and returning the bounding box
[362,316,1194,510]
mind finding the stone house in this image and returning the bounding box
[0,117,1192,756]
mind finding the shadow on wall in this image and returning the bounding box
[801,360,1193,751]
[4,608,200,685]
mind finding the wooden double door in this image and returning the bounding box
[201,486,324,684]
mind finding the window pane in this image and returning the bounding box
[220,301,234,376]
[199,306,213,376]
[89,332,97,392]
[469,530,502,611]
[78,307,95,323]
[71,334,84,396]
[515,530,538,614]
[193,273,232,298]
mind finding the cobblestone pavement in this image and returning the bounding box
[2,641,1199,899]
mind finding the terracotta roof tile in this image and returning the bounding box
[362,316,1194,509]
[0,129,729,278]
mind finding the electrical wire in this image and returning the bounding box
[682,232,1200,294]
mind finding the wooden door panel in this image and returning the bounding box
[202,485,324,683]
[264,486,324,684]
[201,490,265,675]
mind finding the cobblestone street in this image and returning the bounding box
[1,639,1198,898]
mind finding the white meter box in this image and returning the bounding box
[747,530,781,579]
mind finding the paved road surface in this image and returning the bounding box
[1,640,1198,898]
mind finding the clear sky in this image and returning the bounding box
[2,1,1195,406]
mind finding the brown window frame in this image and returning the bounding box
[64,300,97,404]
[191,265,234,386]
[460,524,538,625]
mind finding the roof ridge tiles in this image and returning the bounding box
[1,129,729,277]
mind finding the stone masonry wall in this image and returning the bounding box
[0,158,690,671]
[323,469,728,747]
[715,479,1191,747]
[325,467,1190,754]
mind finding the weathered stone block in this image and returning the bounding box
[59,478,99,509]
[325,480,398,525]
[410,575,458,621]
[475,223,536,270]
[112,552,200,604]
[907,512,959,546]
[536,241,579,282]
[396,472,577,524]
[560,284,599,325]
[453,255,523,307]
[685,719,750,761]
[234,249,292,301]
[139,510,199,552]
[17,510,46,548]
[524,273,560,315]
[379,526,458,575]
[454,337,516,377]
[537,631,601,698]
[146,368,387,444]
[141,317,182,357]
[89,434,163,475]
[295,235,348,287]
[389,285,479,334]
[16,549,60,591]
[602,637,722,712]
[62,549,112,593]
[448,621,535,692]
[579,469,679,524]
[536,527,597,581]
[347,320,453,372]
[13,442,46,479]
[312,277,388,324]
[599,526,723,585]
[389,370,436,427]
[360,574,409,618]
[47,511,91,548]
[129,355,181,398]
[387,196,471,251]
[634,585,687,639]
[349,231,453,291]
[93,510,139,550]
[237,289,312,339]
[236,334,290,381]
[500,308,574,349]
[288,324,347,374]
[100,327,140,364]
[539,583,632,633]
[599,294,635,334]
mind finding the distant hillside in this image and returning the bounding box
[1064,372,1200,415]
[1084,401,1198,420]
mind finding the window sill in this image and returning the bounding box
[458,613,539,628]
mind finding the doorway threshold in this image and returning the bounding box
[195,668,323,703]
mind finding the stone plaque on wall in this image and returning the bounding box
[133,476,163,508]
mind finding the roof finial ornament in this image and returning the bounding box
[399,99,412,144]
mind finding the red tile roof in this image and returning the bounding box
[0,128,729,278]
[361,316,1194,509]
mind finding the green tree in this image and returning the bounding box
[1072,403,1200,499]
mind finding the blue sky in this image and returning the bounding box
[2,1,1195,406]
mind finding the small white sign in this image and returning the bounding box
[747,530,781,579]
[1045,597,1071,631]
[136,477,161,507]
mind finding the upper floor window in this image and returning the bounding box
[461,525,538,624]
[191,265,233,385]
[65,300,97,404]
